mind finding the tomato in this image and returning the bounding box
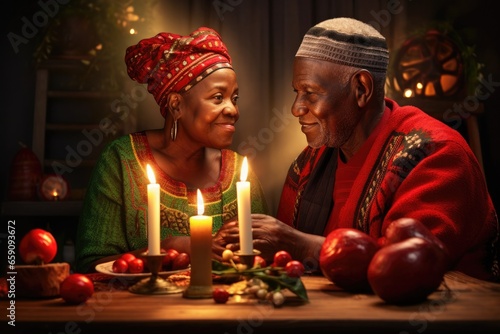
[285,260,305,277]
[112,258,128,273]
[172,252,190,270]
[128,258,145,273]
[162,248,180,270]
[19,228,57,265]
[120,253,136,264]
[212,288,229,303]
[368,237,448,305]
[273,250,292,267]
[60,273,94,304]
[319,228,379,293]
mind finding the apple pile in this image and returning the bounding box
[161,248,190,271]
[319,218,450,304]
[111,249,190,274]
[112,253,145,274]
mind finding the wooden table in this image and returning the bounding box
[3,271,500,334]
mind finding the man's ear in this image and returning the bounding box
[166,93,182,119]
[354,70,374,108]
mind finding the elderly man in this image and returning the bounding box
[224,17,499,282]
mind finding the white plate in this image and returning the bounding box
[95,261,190,278]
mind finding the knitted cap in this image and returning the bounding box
[125,27,232,118]
[296,17,389,73]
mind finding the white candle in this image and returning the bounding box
[237,157,253,255]
[188,189,213,288]
[146,164,161,255]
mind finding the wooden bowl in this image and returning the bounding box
[16,262,70,298]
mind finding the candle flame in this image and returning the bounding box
[240,157,248,182]
[52,190,58,197]
[197,189,204,215]
[146,164,156,184]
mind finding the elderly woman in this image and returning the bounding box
[75,27,268,274]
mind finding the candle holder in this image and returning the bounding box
[182,283,213,299]
[234,249,261,268]
[129,252,184,295]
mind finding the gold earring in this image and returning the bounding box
[170,119,178,141]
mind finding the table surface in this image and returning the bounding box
[3,271,500,334]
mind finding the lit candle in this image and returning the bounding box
[184,189,213,298]
[52,189,59,201]
[146,164,160,255]
[237,157,253,255]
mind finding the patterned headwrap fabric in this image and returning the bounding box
[125,27,233,118]
[296,17,389,73]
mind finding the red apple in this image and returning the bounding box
[384,217,447,252]
[162,248,180,270]
[367,237,448,304]
[319,228,379,293]
[60,273,94,304]
[19,228,57,265]
[128,258,145,273]
[112,259,128,273]
[172,252,190,270]
[273,250,292,267]
[120,253,136,265]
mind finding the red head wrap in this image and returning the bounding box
[125,27,233,118]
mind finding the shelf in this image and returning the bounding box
[1,201,83,217]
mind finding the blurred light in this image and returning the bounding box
[416,82,423,90]
[403,89,413,98]
[129,28,138,35]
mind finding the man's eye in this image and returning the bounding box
[232,95,239,103]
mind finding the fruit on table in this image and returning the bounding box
[128,258,145,274]
[19,228,57,265]
[162,248,180,270]
[120,253,137,265]
[253,255,267,268]
[213,288,230,303]
[172,252,190,270]
[367,237,448,304]
[285,260,305,277]
[60,273,94,304]
[112,258,129,273]
[319,228,379,293]
[273,250,292,267]
[270,290,285,307]
[383,217,448,253]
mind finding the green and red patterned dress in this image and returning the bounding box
[75,132,268,273]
